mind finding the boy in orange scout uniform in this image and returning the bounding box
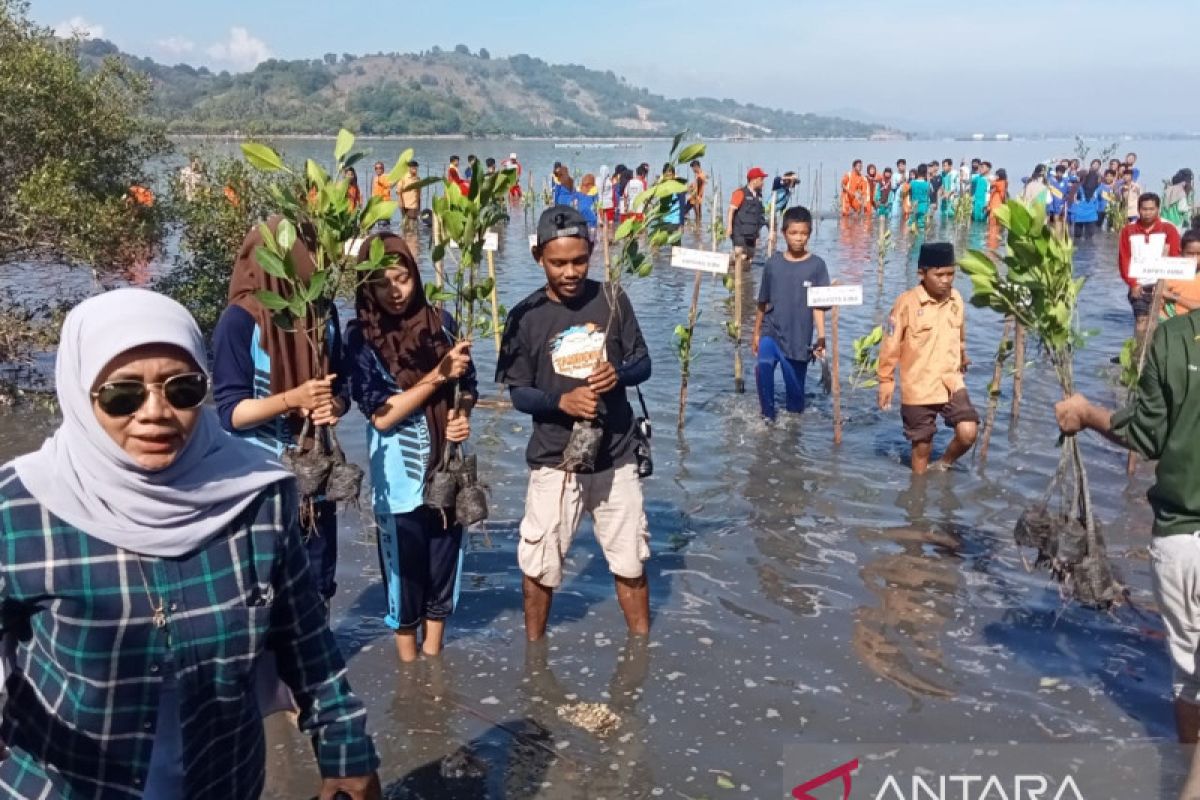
[371,160,393,201]
[877,242,979,474]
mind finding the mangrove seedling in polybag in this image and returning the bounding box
[426,162,520,520]
[563,133,704,469]
[958,199,1121,607]
[240,129,437,507]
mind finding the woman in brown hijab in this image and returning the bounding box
[211,216,349,602]
[346,232,476,663]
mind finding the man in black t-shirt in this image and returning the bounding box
[496,206,652,641]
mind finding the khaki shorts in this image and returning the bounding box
[1150,533,1200,703]
[518,463,650,588]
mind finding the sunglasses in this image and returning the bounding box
[91,373,209,417]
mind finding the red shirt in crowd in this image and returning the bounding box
[1118,218,1181,288]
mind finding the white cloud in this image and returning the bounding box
[53,16,104,39]
[156,36,196,56]
[205,27,271,71]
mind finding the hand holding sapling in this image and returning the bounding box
[587,361,619,394]
[436,341,472,381]
[287,375,336,413]
[1054,393,1093,436]
[445,408,471,443]
[560,386,599,420]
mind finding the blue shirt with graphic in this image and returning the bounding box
[345,312,476,516]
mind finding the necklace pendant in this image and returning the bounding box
[153,607,168,629]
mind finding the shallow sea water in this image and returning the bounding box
[0,138,1186,798]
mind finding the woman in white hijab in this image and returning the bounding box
[0,289,381,799]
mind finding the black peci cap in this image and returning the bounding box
[536,206,590,248]
[918,242,955,269]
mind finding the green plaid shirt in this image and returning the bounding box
[0,467,378,799]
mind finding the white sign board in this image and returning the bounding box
[808,285,864,307]
[528,234,538,249]
[343,237,365,256]
[483,231,499,252]
[1129,257,1197,282]
[670,247,729,274]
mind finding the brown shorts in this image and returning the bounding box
[901,389,980,442]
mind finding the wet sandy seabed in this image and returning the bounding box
[0,144,1179,796]
[235,215,1171,798]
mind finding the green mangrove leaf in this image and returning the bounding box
[241,142,285,172]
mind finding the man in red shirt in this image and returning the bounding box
[1119,192,1182,344]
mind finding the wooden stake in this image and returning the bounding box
[977,317,1014,466]
[601,207,611,279]
[831,305,843,445]
[766,194,778,255]
[1127,281,1166,474]
[1010,323,1026,426]
[432,212,445,290]
[733,249,745,393]
[487,248,501,352]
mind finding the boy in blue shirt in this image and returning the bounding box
[751,206,830,420]
[1046,164,1070,221]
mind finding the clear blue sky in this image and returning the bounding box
[30,0,1198,133]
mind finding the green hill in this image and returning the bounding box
[77,40,895,139]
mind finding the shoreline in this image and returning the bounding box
[168,133,894,144]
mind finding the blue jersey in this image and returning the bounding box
[345,313,476,516]
[575,190,599,226]
[212,305,348,455]
[1046,176,1069,215]
[552,183,575,207]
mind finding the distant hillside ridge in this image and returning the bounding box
[77,40,898,139]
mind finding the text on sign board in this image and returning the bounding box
[807,285,864,307]
[669,247,729,274]
[1129,257,1198,282]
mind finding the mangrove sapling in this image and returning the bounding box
[976,318,1014,467]
[239,130,437,511]
[427,163,520,524]
[849,326,883,389]
[959,199,1121,608]
[875,221,891,297]
[674,173,716,430]
[564,133,704,469]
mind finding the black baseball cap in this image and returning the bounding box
[536,206,590,248]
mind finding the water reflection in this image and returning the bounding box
[852,475,966,701]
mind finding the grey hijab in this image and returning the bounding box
[12,288,291,557]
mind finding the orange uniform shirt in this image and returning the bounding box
[347,183,362,211]
[1163,275,1200,319]
[372,174,393,201]
[878,285,967,406]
